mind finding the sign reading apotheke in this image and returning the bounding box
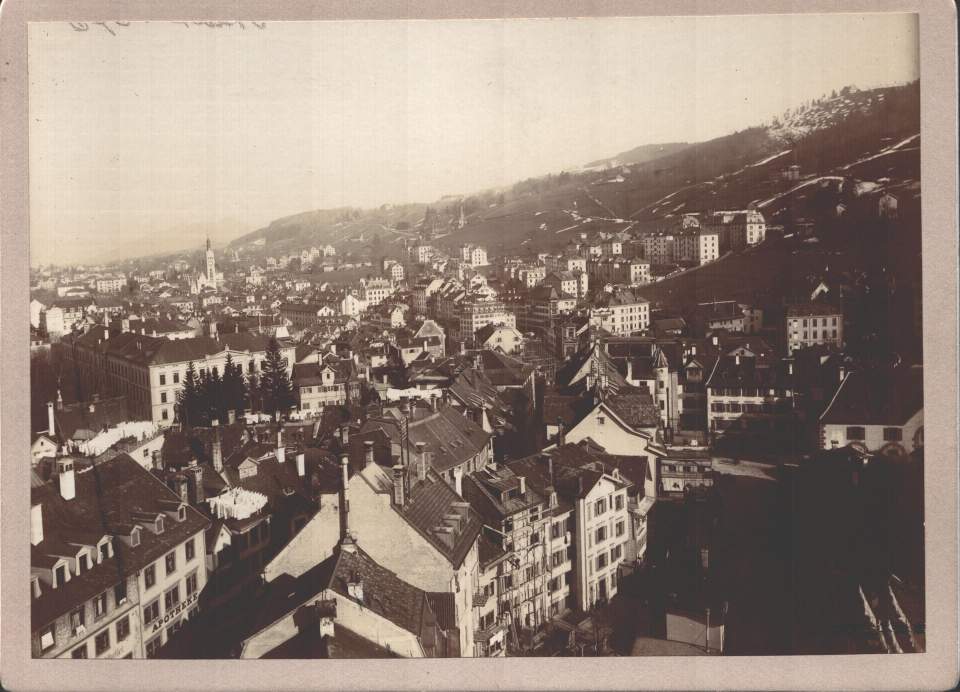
[152,592,200,633]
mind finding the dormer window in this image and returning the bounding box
[155,517,164,534]
[131,527,141,547]
[178,506,186,522]
[77,553,90,574]
[54,563,67,588]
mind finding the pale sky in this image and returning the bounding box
[29,14,918,266]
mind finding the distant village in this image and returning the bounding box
[28,184,923,660]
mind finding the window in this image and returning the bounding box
[39,626,55,652]
[131,528,140,547]
[186,571,198,598]
[116,615,130,642]
[143,600,160,626]
[78,553,90,573]
[185,538,195,561]
[70,607,85,632]
[144,564,156,589]
[503,574,513,589]
[159,374,166,386]
[164,585,180,611]
[156,517,165,534]
[597,416,605,425]
[596,553,608,570]
[615,494,624,511]
[594,498,606,516]
[160,392,167,404]
[55,564,66,587]
[94,591,108,619]
[161,409,169,421]
[99,542,110,562]
[165,551,176,576]
[552,550,565,568]
[595,526,607,543]
[173,372,180,384]
[95,629,110,656]
[167,619,184,639]
[611,544,623,561]
[883,427,903,442]
[615,521,625,537]
[551,522,563,540]
[72,644,88,659]
[145,636,163,659]
[846,426,866,441]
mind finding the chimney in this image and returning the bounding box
[30,503,44,546]
[392,464,406,507]
[626,359,633,383]
[56,389,63,410]
[339,455,350,541]
[276,427,286,464]
[556,418,566,446]
[839,365,846,385]
[340,424,350,445]
[518,476,526,496]
[414,442,427,482]
[692,345,697,356]
[185,462,205,504]
[151,450,164,472]
[227,409,236,425]
[212,423,223,473]
[47,402,55,435]
[171,474,189,504]
[735,354,741,365]
[364,440,375,468]
[788,361,794,375]
[712,335,718,346]
[453,467,463,497]
[57,457,76,501]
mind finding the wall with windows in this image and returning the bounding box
[820,409,923,454]
[573,479,631,611]
[34,572,141,659]
[139,529,208,657]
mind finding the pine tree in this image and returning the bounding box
[221,353,248,417]
[259,337,295,417]
[177,362,201,428]
[203,366,224,424]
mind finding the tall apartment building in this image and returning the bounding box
[639,232,676,265]
[59,327,295,427]
[463,467,564,640]
[675,230,720,265]
[786,302,844,353]
[359,277,395,308]
[705,353,798,440]
[588,257,651,287]
[31,454,209,658]
[460,244,489,267]
[544,254,587,275]
[589,290,650,336]
[95,277,126,294]
[458,300,517,344]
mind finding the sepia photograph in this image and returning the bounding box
[2,2,957,690]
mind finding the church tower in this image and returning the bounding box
[205,237,216,280]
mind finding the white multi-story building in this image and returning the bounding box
[31,454,209,659]
[588,258,651,287]
[786,302,844,353]
[589,290,650,335]
[460,244,489,267]
[359,277,395,308]
[96,277,126,294]
[639,233,676,265]
[675,230,720,265]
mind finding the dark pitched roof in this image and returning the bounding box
[820,365,923,426]
[31,454,210,628]
[605,388,660,429]
[705,354,795,390]
[399,470,482,568]
[53,396,131,441]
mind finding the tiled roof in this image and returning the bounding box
[706,354,795,390]
[399,471,482,569]
[53,396,131,441]
[820,365,923,426]
[606,388,660,429]
[31,454,210,628]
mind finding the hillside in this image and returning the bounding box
[225,80,919,262]
[584,142,690,170]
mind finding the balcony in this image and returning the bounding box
[473,591,490,608]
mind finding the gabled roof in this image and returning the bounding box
[53,396,132,441]
[31,454,210,628]
[398,470,482,569]
[820,365,923,426]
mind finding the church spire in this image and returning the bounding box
[206,237,211,251]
